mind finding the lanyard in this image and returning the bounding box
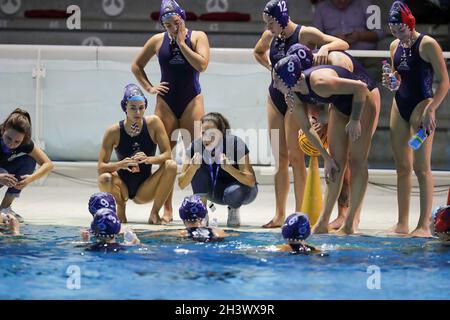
[208,157,220,195]
[207,144,222,195]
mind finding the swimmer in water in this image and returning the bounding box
[145,195,238,243]
[431,205,450,243]
[0,211,20,236]
[81,203,140,251]
[278,213,321,254]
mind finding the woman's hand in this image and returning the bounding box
[175,18,188,45]
[324,156,340,184]
[220,153,234,173]
[345,119,361,142]
[190,152,202,171]
[132,152,148,164]
[422,108,436,134]
[14,175,33,190]
[146,82,170,96]
[314,46,329,66]
[118,158,139,172]
[382,71,401,91]
[80,229,90,242]
[0,173,18,188]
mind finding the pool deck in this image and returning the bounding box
[6,162,449,235]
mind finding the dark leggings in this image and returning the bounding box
[191,165,258,209]
[0,155,36,196]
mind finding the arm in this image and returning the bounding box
[253,30,273,71]
[311,72,369,141]
[131,34,169,95]
[301,26,349,65]
[177,23,210,72]
[15,145,54,189]
[290,94,332,161]
[97,126,135,174]
[144,116,173,165]
[312,71,369,121]
[178,153,201,189]
[382,40,401,90]
[220,154,256,187]
[421,36,450,132]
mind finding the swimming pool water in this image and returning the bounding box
[0,225,449,300]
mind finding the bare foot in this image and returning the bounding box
[409,227,432,238]
[148,214,162,225]
[161,208,173,224]
[312,222,329,234]
[336,224,354,236]
[388,223,409,235]
[328,216,346,230]
[262,216,284,228]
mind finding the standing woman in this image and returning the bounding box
[132,0,210,221]
[253,0,349,228]
[0,108,54,221]
[272,47,380,235]
[384,2,449,237]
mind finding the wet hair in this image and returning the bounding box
[201,112,231,136]
[0,108,32,145]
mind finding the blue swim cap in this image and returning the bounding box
[287,44,314,70]
[179,195,208,221]
[282,213,311,241]
[274,55,302,88]
[160,0,186,23]
[263,0,290,29]
[88,192,116,216]
[120,83,148,112]
[90,208,121,239]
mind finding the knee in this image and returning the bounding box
[164,159,177,174]
[396,162,412,177]
[98,173,113,186]
[223,187,246,209]
[287,150,303,167]
[413,166,431,180]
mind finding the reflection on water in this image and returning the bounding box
[0,225,449,299]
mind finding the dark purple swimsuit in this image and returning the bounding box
[296,65,356,116]
[393,34,434,121]
[268,25,302,116]
[157,30,201,119]
[115,120,157,200]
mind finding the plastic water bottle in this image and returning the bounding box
[124,228,137,244]
[408,127,428,150]
[382,60,398,91]
[210,218,219,228]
